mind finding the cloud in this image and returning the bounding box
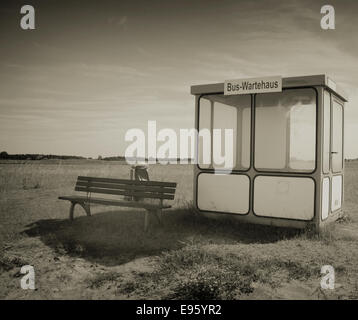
[1,0,358,157]
[107,15,128,28]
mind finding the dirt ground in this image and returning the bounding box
[0,160,357,299]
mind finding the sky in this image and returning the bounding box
[0,0,357,158]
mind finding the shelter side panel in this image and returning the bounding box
[253,176,315,220]
[197,173,249,214]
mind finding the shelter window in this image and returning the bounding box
[332,100,343,173]
[323,91,331,173]
[254,88,316,172]
[198,94,251,170]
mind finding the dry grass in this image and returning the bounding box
[0,160,192,244]
[0,159,358,299]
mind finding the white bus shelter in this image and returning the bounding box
[191,75,347,230]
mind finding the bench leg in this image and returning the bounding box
[144,210,149,232]
[69,202,76,221]
[69,201,91,221]
[159,209,163,224]
[153,209,163,225]
[80,202,91,217]
[144,209,163,231]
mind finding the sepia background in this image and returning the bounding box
[0,0,357,159]
[1,0,358,300]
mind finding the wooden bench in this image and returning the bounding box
[58,176,177,231]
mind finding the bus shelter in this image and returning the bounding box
[191,75,347,230]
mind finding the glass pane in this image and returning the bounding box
[332,100,343,172]
[289,104,316,170]
[198,98,211,169]
[323,91,331,173]
[255,88,316,172]
[213,103,237,169]
[198,94,251,170]
[241,107,251,168]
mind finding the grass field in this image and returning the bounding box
[0,160,358,299]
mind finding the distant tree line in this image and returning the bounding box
[0,151,85,160]
[101,156,194,163]
[102,156,126,161]
[0,151,195,162]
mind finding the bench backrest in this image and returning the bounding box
[75,176,177,200]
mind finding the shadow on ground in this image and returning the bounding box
[23,207,301,266]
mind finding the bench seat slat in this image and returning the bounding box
[74,186,175,200]
[77,176,176,188]
[58,196,171,209]
[75,181,176,194]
